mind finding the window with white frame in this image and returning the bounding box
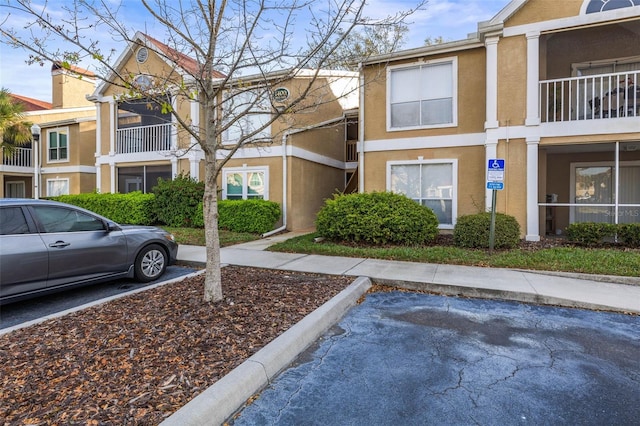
[47,128,69,162]
[222,167,268,200]
[47,178,70,196]
[222,89,272,144]
[5,181,25,198]
[388,59,456,130]
[387,160,457,227]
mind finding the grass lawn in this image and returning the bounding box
[162,227,640,278]
[268,233,640,278]
[162,227,260,247]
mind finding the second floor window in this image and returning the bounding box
[48,128,68,162]
[388,59,456,130]
[222,89,272,144]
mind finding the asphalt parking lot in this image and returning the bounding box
[231,291,640,425]
[0,265,198,330]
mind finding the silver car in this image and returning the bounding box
[0,199,178,304]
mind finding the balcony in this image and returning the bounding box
[2,147,32,168]
[116,123,172,154]
[540,71,639,123]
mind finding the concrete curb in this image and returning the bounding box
[161,276,373,426]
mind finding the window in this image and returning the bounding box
[388,59,456,130]
[222,167,268,200]
[388,160,457,228]
[47,179,69,196]
[0,207,30,235]
[222,89,272,144]
[47,128,69,162]
[32,206,105,233]
[585,0,640,14]
[117,165,172,194]
[5,181,25,198]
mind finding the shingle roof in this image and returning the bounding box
[142,33,226,79]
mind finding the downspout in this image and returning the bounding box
[358,62,365,193]
[261,132,288,237]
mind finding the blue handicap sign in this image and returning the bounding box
[488,159,505,171]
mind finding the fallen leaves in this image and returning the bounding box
[0,266,352,425]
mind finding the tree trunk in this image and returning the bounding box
[203,153,223,303]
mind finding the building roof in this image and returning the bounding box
[143,33,226,79]
[9,93,52,111]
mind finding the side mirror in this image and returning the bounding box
[106,221,121,232]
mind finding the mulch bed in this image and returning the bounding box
[0,266,353,425]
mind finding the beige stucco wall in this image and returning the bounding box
[287,157,345,231]
[496,139,528,233]
[497,35,527,126]
[51,72,95,109]
[506,0,582,27]
[290,124,346,161]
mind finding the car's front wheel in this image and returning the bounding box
[134,244,167,282]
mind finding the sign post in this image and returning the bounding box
[486,159,505,253]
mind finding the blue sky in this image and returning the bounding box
[0,0,509,102]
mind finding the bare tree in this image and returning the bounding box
[0,0,420,303]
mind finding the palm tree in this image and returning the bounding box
[0,88,33,158]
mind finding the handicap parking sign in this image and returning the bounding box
[487,158,505,189]
[488,159,504,171]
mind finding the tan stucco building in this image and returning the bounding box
[360,0,640,240]
[89,32,358,231]
[1,64,97,198]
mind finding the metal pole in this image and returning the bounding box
[489,189,497,253]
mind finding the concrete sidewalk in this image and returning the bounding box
[177,235,640,314]
[165,235,640,425]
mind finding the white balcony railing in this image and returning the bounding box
[116,123,172,154]
[2,147,32,168]
[540,71,640,123]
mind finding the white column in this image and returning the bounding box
[110,162,116,193]
[485,138,498,211]
[109,101,116,156]
[526,31,541,126]
[526,136,540,241]
[189,98,201,180]
[95,101,102,191]
[171,96,178,151]
[485,36,499,130]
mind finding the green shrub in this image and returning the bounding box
[565,222,616,246]
[218,199,281,233]
[617,223,640,247]
[315,192,439,245]
[453,212,521,249]
[51,192,156,225]
[152,174,204,227]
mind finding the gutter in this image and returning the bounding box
[261,132,289,238]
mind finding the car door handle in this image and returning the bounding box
[49,241,71,248]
